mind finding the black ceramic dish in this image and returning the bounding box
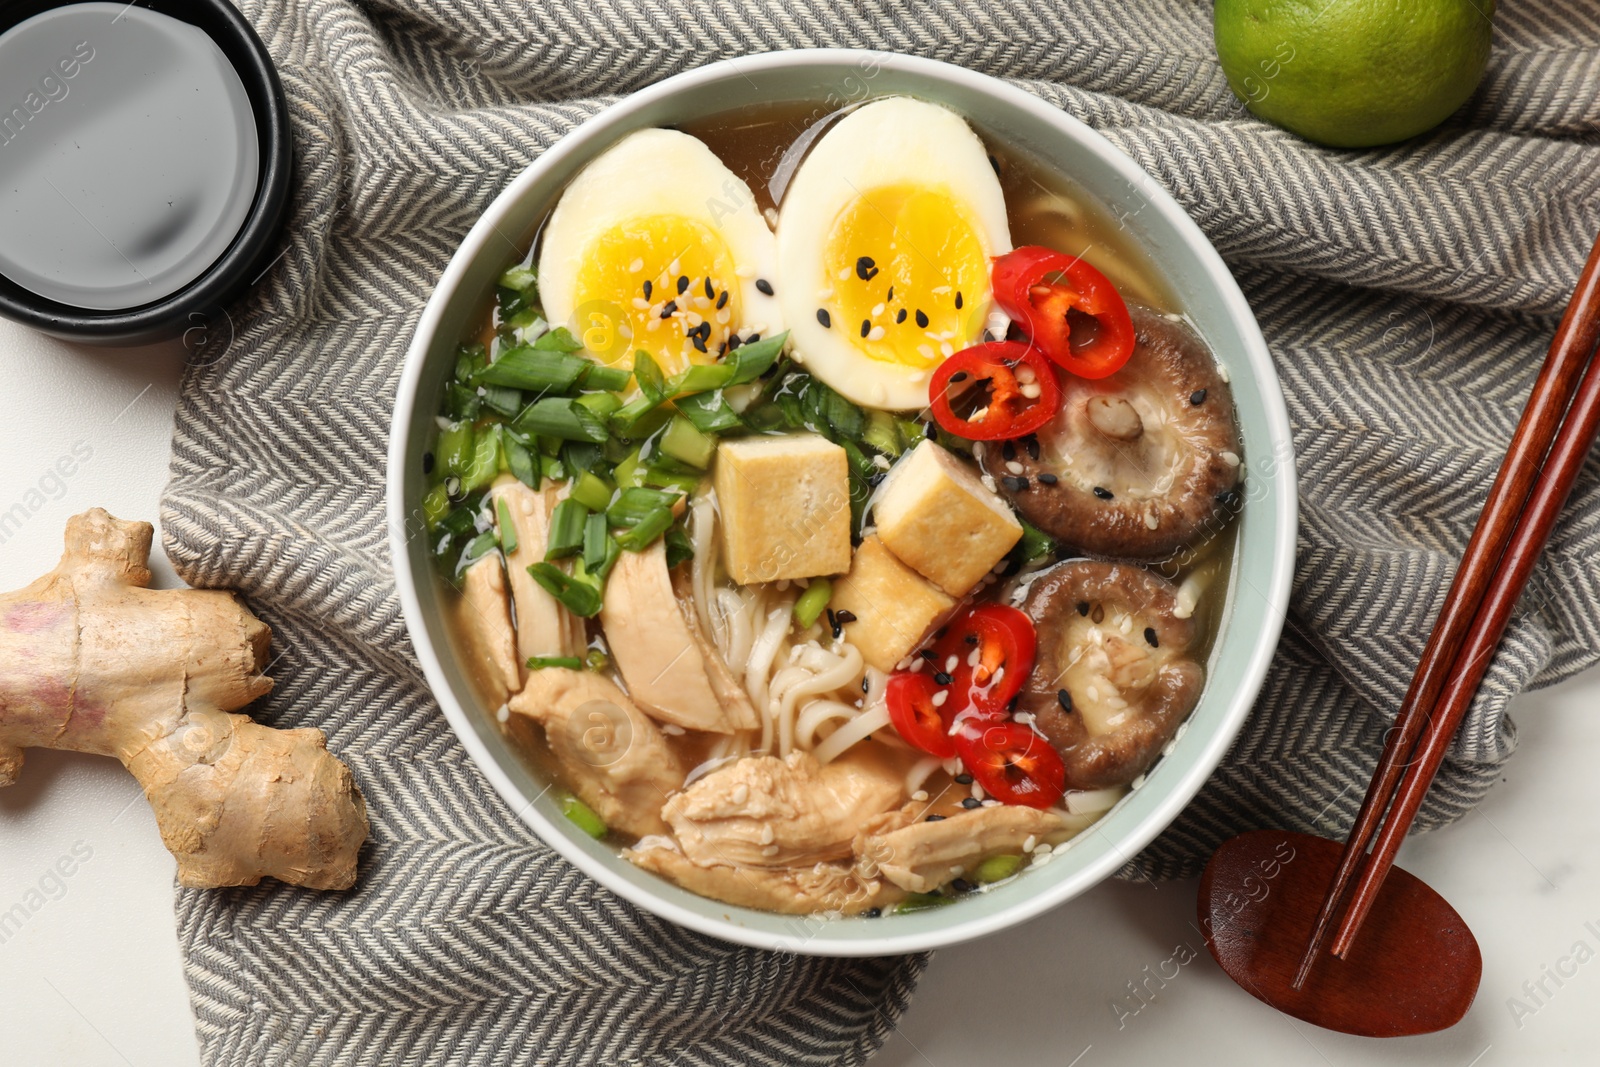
[0,0,290,345]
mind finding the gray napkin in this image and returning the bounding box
[159,0,1600,1062]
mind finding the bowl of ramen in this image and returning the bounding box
[389,50,1296,955]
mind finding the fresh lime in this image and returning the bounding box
[1214,0,1495,148]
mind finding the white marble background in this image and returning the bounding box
[1,321,1594,1066]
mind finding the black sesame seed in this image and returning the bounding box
[860,319,872,338]
[1001,440,1017,462]
[954,772,974,785]
[717,341,728,356]
[919,649,939,662]
[915,309,930,328]
[1093,486,1114,500]
[886,286,895,301]
[1001,475,1029,491]
[1076,601,1090,616]
[955,291,964,310]
[952,878,975,892]
[745,333,761,343]
[1144,626,1159,648]
[422,451,435,475]
[867,471,886,487]
[691,335,708,354]
[826,607,838,630]
[660,300,677,318]
[716,289,729,309]
[1057,689,1073,712]
[1023,435,1041,460]
[677,275,690,294]
[642,279,653,300]
[896,309,908,324]
[962,797,981,810]
[925,421,938,440]
[1190,389,1207,406]
[927,815,947,822]
[704,277,715,300]
[817,308,832,328]
[755,278,774,296]
[864,907,882,918]
[1037,472,1059,485]
[862,678,871,693]
[1218,488,1242,510]
[727,334,743,351]
[835,610,857,624]
[950,370,969,383]
[1008,694,1020,711]
[963,633,978,645]
[855,256,877,280]
[933,671,953,686]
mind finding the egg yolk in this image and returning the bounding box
[822,184,991,370]
[570,214,743,377]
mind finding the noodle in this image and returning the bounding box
[770,641,863,756]
[812,703,890,765]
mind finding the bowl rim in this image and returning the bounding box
[388,48,1298,956]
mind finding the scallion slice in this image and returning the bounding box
[793,578,833,628]
[526,561,603,617]
[475,345,588,393]
[607,486,679,528]
[614,506,675,551]
[545,499,588,560]
[579,363,631,392]
[583,510,611,570]
[513,397,608,443]
[495,498,519,555]
[632,350,666,403]
[526,655,583,671]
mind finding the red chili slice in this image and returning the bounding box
[928,340,1059,441]
[991,245,1135,379]
[954,720,1066,809]
[933,604,1037,720]
[886,670,957,758]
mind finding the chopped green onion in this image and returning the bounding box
[460,530,499,568]
[480,384,523,417]
[668,362,735,395]
[740,400,789,432]
[1016,518,1056,563]
[863,410,905,456]
[438,505,477,538]
[641,465,704,495]
[558,791,608,839]
[462,424,504,492]
[582,510,610,570]
[545,499,588,560]
[540,454,566,482]
[498,265,537,291]
[569,470,614,512]
[579,362,631,392]
[422,484,451,529]
[607,486,679,527]
[632,350,666,403]
[454,342,488,384]
[726,330,787,385]
[495,498,519,555]
[675,390,744,434]
[526,561,603,616]
[513,397,608,443]
[973,854,1025,884]
[532,326,584,352]
[505,435,539,488]
[574,390,622,421]
[584,648,610,672]
[475,345,589,393]
[560,440,604,476]
[608,392,663,436]
[818,382,865,440]
[659,415,716,469]
[611,447,645,490]
[793,578,833,628]
[445,382,482,422]
[663,522,694,569]
[614,506,675,551]
[526,655,582,671]
[894,892,953,915]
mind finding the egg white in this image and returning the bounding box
[537,128,783,361]
[776,98,1012,411]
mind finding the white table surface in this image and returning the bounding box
[1,318,1596,1067]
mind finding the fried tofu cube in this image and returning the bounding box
[714,433,852,583]
[874,440,1023,596]
[832,535,955,672]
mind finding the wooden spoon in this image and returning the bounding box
[1198,830,1481,1036]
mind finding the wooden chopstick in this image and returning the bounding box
[1292,229,1600,989]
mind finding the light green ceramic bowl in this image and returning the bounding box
[389,50,1296,956]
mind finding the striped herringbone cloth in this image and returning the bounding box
[158,1,1600,1063]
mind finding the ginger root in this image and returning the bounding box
[0,509,367,890]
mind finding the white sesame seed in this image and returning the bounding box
[940,342,954,357]
[1023,835,1038,852]
[918,343,935,360]
[735,264,753,278]
[1006,460,1023,475]
[669,258,681,275]
[632,298,650,310]
[762,844,781,857]
[1020,382,1042,400]
[872,453,891,470]
[1086,685,1099,701]
[932,285,951,294]
[909,658,925,672]
[912,789,929,802]
[971,442,986,460]
[1034,843,1053,856]
[817,287,834,299]
[496,704,510,723]
[966,647,980,667]
[981,473,998,492]
[759,823,776,844]
[871,303,885,317]
[838,267,852,281]
[931,690,948,707]
[661,723,686,736]
[867,326,886,341]
[1016,364,1037,384]
[628,258,645,273]
[909,370,926,383]
[686,311,703,327]
[1221,451,1240,467]
[716,308,731,325]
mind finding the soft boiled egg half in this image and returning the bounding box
[777,98,1012,410]
[537,128,783,378]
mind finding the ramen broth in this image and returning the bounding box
[430,98,1240,913]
